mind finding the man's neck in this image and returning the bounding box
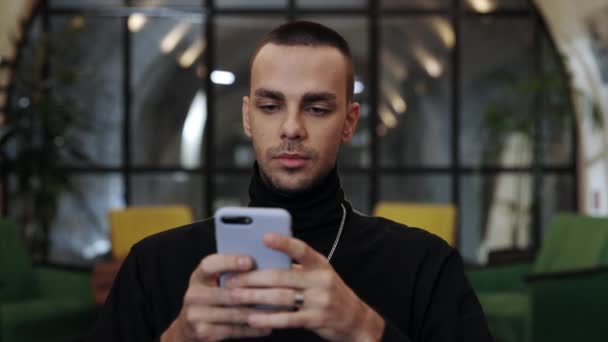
[248,162,345,233]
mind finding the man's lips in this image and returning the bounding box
[274,154,310,168]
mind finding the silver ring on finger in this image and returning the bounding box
[293,291,305,310]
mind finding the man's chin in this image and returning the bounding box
[260,166,313,192]
[258,162,330,194]
[269,175,314,195]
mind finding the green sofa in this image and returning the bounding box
[0,218,97,342]
[468,213,608,342]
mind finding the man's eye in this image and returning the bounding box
[306,106,330,116]
[259,104,279,113]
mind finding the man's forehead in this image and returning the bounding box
[250,43,348,97]
[251,43,348,71]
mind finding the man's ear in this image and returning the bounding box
[242,96,252,138]
[342,101,360,143]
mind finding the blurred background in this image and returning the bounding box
[0,0,607,341]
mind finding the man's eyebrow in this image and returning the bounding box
[301,92,337,103]
[254,88,285,101]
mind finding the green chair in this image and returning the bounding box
[467,213,608,342]
[0,218,97,342]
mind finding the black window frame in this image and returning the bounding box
[3,0,578,263]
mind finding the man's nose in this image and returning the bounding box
[280,108,306,140]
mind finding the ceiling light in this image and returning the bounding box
[381,81,407,114]
[211,70,235,85]
[423,58,443,78]
[468,0,497,13]
[128,13,147,32]
[179,38,206,68]
[378,104,398,129]
[390,96,407,114]
[354,80,365,94]
[431,18,455,48]
[161,20,191,54]
[413,46,443,78]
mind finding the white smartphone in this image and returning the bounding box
[214,207,292,287]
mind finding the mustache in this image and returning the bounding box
[266,141,317,159]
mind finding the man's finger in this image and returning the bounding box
[264,234,327,268]
[222,325,272,339]
[247,310,321,330]
[227,268,312,289]
[192,323,271,341]
[228,287,299,307]
[192,254,254,285]
[183,285,238,306]
[184,306,263,324]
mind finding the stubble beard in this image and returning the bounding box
[255,140,333,195]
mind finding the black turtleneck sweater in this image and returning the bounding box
[90,166,492,341]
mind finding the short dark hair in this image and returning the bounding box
[249,21,355,102]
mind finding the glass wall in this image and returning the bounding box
[5,0,576,265]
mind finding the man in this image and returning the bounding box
[91,21,492,341]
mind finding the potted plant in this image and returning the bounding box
[0,17,93,262]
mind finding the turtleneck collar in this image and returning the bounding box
[248,162,345,233]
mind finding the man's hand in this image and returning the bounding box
[225,233,385,342]
[161,254,272,342]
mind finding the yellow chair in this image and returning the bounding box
[109,205,193,259]
[373,202,457,246]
